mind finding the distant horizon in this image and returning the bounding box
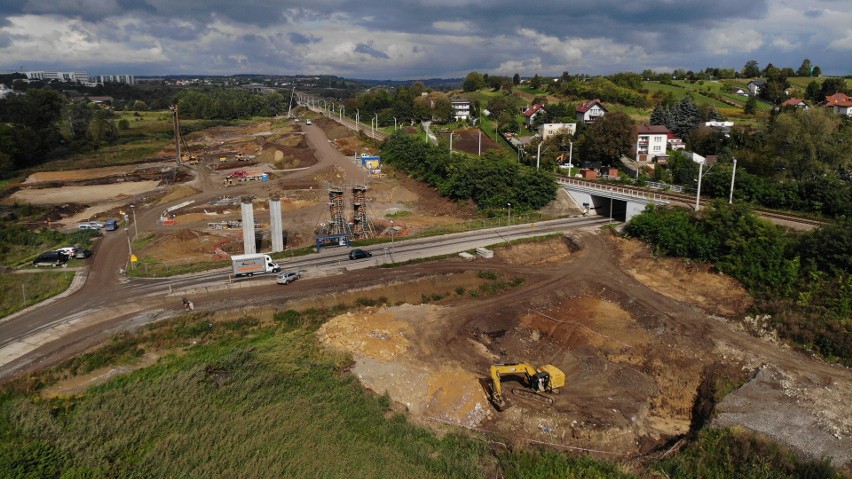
[1,1,850,80]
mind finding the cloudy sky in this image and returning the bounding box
[1,0,850,80]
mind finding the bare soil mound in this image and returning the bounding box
[317,237,720,456]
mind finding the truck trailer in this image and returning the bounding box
[230,253,281,277]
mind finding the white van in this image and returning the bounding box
[78,221,102,230]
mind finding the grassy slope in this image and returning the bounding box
[0,311,633,478]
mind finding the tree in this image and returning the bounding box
[766,108,848,182]
[463,72,486,92]
[741,60,761,78]
[576,111,635,166]
[812,66,822,77]
[805,81,821,102]
[529,74,543,90]
[744,95,757,114]
[819,78,847,98]
[512,73,520,86]
[797,59,813,77]
[432,96,454,124]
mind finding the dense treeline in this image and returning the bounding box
[381,133,557,211]
[625,202,851,364]
[174,89,289,120]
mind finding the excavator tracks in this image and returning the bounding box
[512,388,554,405]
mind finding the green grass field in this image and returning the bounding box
[0,310,635,478]
[0,271,75,318]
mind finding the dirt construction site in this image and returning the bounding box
[4,112,851,469]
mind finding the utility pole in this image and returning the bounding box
[478,129,482,156]
[449,132,454,152]
[729,158,737,204]
[170,103,181,166]
[536,141,543,170]
[287,87,295,118]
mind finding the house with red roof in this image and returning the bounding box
[779,98,809,109]
[821,93,852,117]
[522,103,546,129]
[575,99,607,123]
[637,125,671,162]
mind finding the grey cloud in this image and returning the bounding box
[288,32,319,44]
[354,43,389,59]
[803,9,823,18]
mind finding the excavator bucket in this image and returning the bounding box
[492,396,513,411]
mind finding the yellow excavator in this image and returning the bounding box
[488,363,565,411]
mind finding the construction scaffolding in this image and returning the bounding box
[350,185,375,240]
[315,187,353,250]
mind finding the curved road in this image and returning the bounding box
[0,120,607,383]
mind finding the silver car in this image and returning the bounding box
[275,271,301,285]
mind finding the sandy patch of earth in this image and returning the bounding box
[23,165,144,183]
[7,181,162,205]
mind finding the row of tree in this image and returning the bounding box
[0,89,119,172]
[625,202,850,364]
[381,133,557,212]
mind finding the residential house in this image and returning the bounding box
[637,125,671,162]
[538,122,576,140]
[821,93,852,117]
[0,83,15,99]
[667,133,686,151]
[451,97,472,121]
[522,103,545,129]
[730,87,748,97]
[780,98,808,109]
[747,80,766,96]
[575,99,607,123]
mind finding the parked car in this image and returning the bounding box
[78,221,102,230]
[305,119,312,125]
[348,249,372,260]
[74,249,92,259]
[275,271,301,285]
[104,219,118,231]
[56,246,79,257]
[32,251,69,267]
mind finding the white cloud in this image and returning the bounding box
[0,15,168,65]
[828,30,852,50]
[702,27,764,55]
[432,21,471,32]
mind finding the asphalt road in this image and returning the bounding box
[0,117,611,383]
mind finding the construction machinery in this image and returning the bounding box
[488,363,565,411]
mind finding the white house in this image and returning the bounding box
[522,103,545,128]
[451,97,471,121]
[637,125,671,162]
[779,98,809,109]
[538,123,577,140]
[822,93,852,117]
[747,80,766,96]
[575,99,607,123]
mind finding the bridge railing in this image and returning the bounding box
[557,177,669,203]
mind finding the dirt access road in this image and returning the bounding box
[3,114,849,469]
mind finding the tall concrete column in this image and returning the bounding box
[241,196,256,254]
[269,195,284,253]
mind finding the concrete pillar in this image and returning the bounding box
[241,196,256,254]
[269,195,284,253]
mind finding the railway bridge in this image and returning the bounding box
[558,178,670,222]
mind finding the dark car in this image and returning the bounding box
[104,219,118,231]
[32,251,69,267]
[348,249,372,260]
[74,249,92,259]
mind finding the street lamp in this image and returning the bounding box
[507,203,512,225]
[449,132,454,152]
[691,153,712,211]
[125,228,134,269]
[131,205,138,239]
[536,142,549,170]
[393,117,397,131]
[729,157,738,204]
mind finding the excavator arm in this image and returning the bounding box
[489,363,538,410]
[488,363,565,411]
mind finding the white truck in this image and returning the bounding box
[230,253,281,277]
